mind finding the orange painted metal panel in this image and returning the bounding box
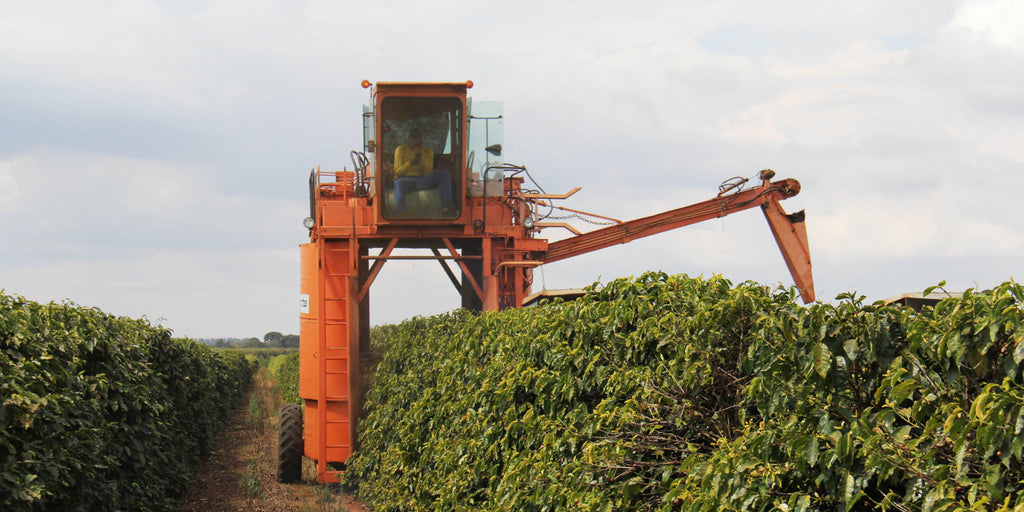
[324,299,349,321]
[306,238,357,481]
[324,323,349,351]
[325,357,348,374]
[299,320,317,400]
[322,203,354,227]
[325,401,350,422]
[303,398,319,458]
[324,252,352,277]
[325,373,350,398]
[299,243,318,400]
[303,400,351,460]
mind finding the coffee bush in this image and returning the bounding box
[344,273,1024,511]
[0,294,257,511]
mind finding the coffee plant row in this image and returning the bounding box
[270,352,300,405]
[344,273,1024,511]
[0,293,257,511]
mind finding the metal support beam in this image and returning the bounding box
[761,197,815,303]
[432,247,463,294]
[361,255,481,260]
[542,179,801,264]
[357,238,398,302]
[442,238,485,303]
[539,177,813,303]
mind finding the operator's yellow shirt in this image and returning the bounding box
[394,145,434,177]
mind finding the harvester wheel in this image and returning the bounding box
[277,403,303,483]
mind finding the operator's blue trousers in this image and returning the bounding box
[393,169,454,212]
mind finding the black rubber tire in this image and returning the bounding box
[277,403,303,483]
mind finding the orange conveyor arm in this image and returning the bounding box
[539,176,816,303]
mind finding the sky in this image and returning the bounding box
[1,0,1022,339]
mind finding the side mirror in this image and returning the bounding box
[485,144,502,156]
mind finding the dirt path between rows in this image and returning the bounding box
[177,367,370,512]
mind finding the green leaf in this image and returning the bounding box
[804,437,819,466]
[843,338,860,362]
[1013,338,1024,365]
[842,472,857,509]
[794,494,811,512]
[893,425,912,444]
[923,280,946,296]
[813,343,831,378]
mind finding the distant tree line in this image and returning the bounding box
[196,332,300,349]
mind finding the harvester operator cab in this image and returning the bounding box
[378,96,462,220]
[362,81,505,224]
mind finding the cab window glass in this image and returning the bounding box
[380,97,462,220]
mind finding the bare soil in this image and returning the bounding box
[177,367,370,512]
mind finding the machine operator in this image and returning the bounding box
[393,129,455,214]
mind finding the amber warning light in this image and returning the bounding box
[361,79,371,88]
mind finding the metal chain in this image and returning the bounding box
[543,212,618,226]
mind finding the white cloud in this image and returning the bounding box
[769,41,910,78]
[0,150,305,241]
[2,0,1022,336]
[0,247,300,339]
[940,112,1024,163]
[0,160,19,211]
[714,84,905,148]
[0,150,308,336]
[812,181,1023,262]
[949,0,1024,51]
[713,39,922,148]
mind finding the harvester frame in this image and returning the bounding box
[279,81,814,484]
